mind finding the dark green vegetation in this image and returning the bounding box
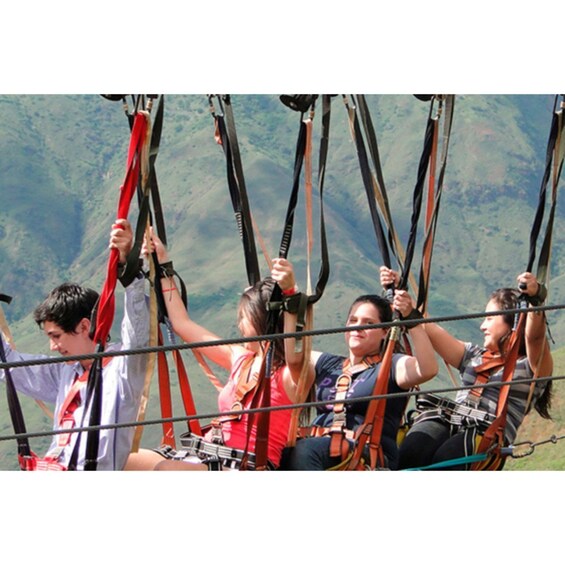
[0,94,564,470]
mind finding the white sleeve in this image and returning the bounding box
[0,334,61,404]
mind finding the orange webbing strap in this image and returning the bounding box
[304,115,314,294]
[284,115,315,444]
[345,329,398,470]
[131,233,158,451]
[211,353,257,432]
[419,115,439,303]
[251,350,272,470]
[156,331,176,448]
[471,312,527,470]
[286,304,313,448]
[151,330,205,448]
[417,95,455,315]
[192,350,224,392]
[172,347,203,436]
[468,352,506,401]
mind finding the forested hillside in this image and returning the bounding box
[0,94,564,470]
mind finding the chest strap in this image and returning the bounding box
[329,354,382,458]
[468,351,506,403]
[208,354,258,442]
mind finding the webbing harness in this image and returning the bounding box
[326,354,382,460]
[412,392,496,431]
[410,351,505,443]
[470,95,564,469]
[470,312,527,470]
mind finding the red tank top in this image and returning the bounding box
[216,351,292,467]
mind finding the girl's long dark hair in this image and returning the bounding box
[238,277,285,370]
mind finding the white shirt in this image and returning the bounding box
[0,276,150,470]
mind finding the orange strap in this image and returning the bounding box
[346,333,397,470]
[468,351,506,400]
[471,312,527,470]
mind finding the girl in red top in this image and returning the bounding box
[125,231,307,470]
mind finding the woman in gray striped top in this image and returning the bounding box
[380,268,553,470]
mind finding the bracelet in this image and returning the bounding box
[159,261,175,278]
[282,285,299,297]
[162,287,177,293]
[399,308,424,327]
[526,282,547,306]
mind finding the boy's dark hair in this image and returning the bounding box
[33,283,99,334]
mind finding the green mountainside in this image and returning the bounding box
[0,94,564,470]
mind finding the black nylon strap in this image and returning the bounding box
[82,354,103,471]
[355,95,401,269]
[0,324,32,462]
[416,95,455,312]
[526,96,564,284]
[344,95,393,271]
[398,114,435,291]
[210,95,261,286]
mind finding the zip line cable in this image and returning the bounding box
[2,301,563,372]
[1,373,563,447]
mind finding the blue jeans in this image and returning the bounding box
[280,436,347,470]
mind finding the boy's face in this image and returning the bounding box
[43,319,93,364]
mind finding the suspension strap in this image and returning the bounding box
[260,95,333,460]
[526,95,565,284]
[0,294,34,467]
[0,293,53,420]
[342,95,394,274]
[209,94,261,286]
[416,95,455,313]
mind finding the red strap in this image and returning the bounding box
[92,112,149,345]
[19,452,67,471]
[157,348,176,448]
[172,348,202,436]
[56,371,88,448]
